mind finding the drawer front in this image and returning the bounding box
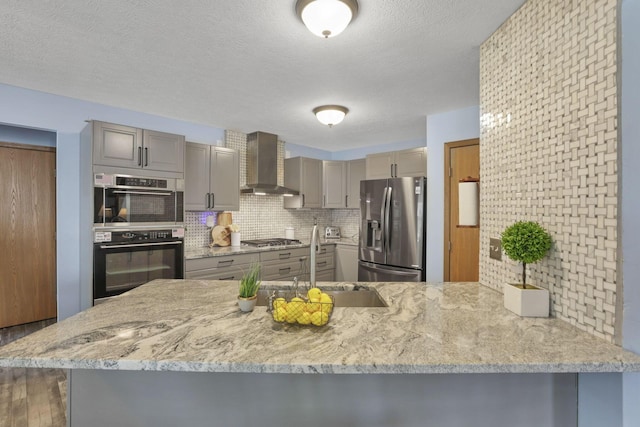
[260,247,308,263]
[186,253,259,272]
[317,244,335,256]
[315,253,335,271]
[262,263,300,281]
[315,269,335,282]
[185,267,246,280]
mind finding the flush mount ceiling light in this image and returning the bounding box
[295,0,359,38]
[313,105,349,127]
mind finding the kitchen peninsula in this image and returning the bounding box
[1,280,639,426]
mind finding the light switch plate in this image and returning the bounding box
[490,238,502,260]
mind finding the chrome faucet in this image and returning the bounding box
[310,217,321,286]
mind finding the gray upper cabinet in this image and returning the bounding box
[365,147,427,179]
[185,142,239,211]
[322,160,346,208]
[92,121,184,174]
[346,158,365,209]
[284,157,322,208]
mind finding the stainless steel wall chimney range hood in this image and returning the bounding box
[240,131,299,196]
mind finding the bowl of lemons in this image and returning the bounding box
[269,287,334,326]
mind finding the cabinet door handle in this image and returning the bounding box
[219,276,235,280]
[217,259,234,266]
[138,147,142,166]
[323,195,326,207]
[144,147,149,166]
[279,267,291,273]
[317,261,327,267]
[279,252,291,259]
[345,195,348,207]
[302,194,305,207]
[206,193,210,208]
[390,164,393,177]
[211,193,215,208]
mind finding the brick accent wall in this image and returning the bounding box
[479,0,618,341]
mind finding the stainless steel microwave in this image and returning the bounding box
[93,173,184,227]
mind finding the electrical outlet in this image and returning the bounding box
[490,238,502,260]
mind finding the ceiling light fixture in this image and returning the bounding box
[295,0,359,38]
[313,105,349,127]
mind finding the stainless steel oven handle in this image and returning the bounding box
[111,190,173,196]
[100,241,183,249]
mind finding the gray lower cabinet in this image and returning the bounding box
[185,246,335,282]
[185,253,259,280]
[92,120,185,175]
[185,142,239,211]
[335,245,358,281]
[260,248,309,281]
[311,245,335,282]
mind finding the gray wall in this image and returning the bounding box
[621,0,640,424]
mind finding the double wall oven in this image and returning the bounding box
[93,173,185,303]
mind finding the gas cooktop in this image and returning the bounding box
[241,238,302,247]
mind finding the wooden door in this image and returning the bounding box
[0,143,57,328]
[444,139,480,282]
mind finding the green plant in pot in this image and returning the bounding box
[238,263,262,312]
[501,221,552,317]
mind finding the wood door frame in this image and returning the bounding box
[443,138,479,281]
[0,140,55,153]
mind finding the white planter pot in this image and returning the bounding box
[503,283,549,317]
[237,295,257,312]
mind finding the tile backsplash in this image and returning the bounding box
[479,0,618,341]
[185,130,360,248]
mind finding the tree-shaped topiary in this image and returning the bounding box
[501,221,552,289]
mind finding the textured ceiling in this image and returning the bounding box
[0,0,526,151]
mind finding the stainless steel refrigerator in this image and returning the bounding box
[358,177,426,282]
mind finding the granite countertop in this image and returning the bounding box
[1,280,639,374]
[185,238,356,260]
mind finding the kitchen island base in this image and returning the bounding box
[70,370,580,427]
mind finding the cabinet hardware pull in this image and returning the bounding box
[219,276,235,280]
[279,267,291,273]
[144,147,149,166]
[323,195,326,207]
[390,164,393,177]
[318,261,327,267]
[279,252,291,258]
[302,194,305,207]
[138,147,142,166]
[218,259,234,265]
[206,193,210,208]
[211,193,215,208]
[345,195,348,207]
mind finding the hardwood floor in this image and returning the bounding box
[0,319,66,427]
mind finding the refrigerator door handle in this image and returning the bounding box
[380,186,389,253]
[384,186,392,254]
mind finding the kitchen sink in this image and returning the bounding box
[255,288,388,307]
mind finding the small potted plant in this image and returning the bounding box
[501,221,552,317]
[238,263,261,312]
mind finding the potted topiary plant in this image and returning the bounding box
[501,221,552,317]
[237,263,262,312]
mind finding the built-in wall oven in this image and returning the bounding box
[93,228,184,304]
[93,173,185,304]
[94,173,184,227]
